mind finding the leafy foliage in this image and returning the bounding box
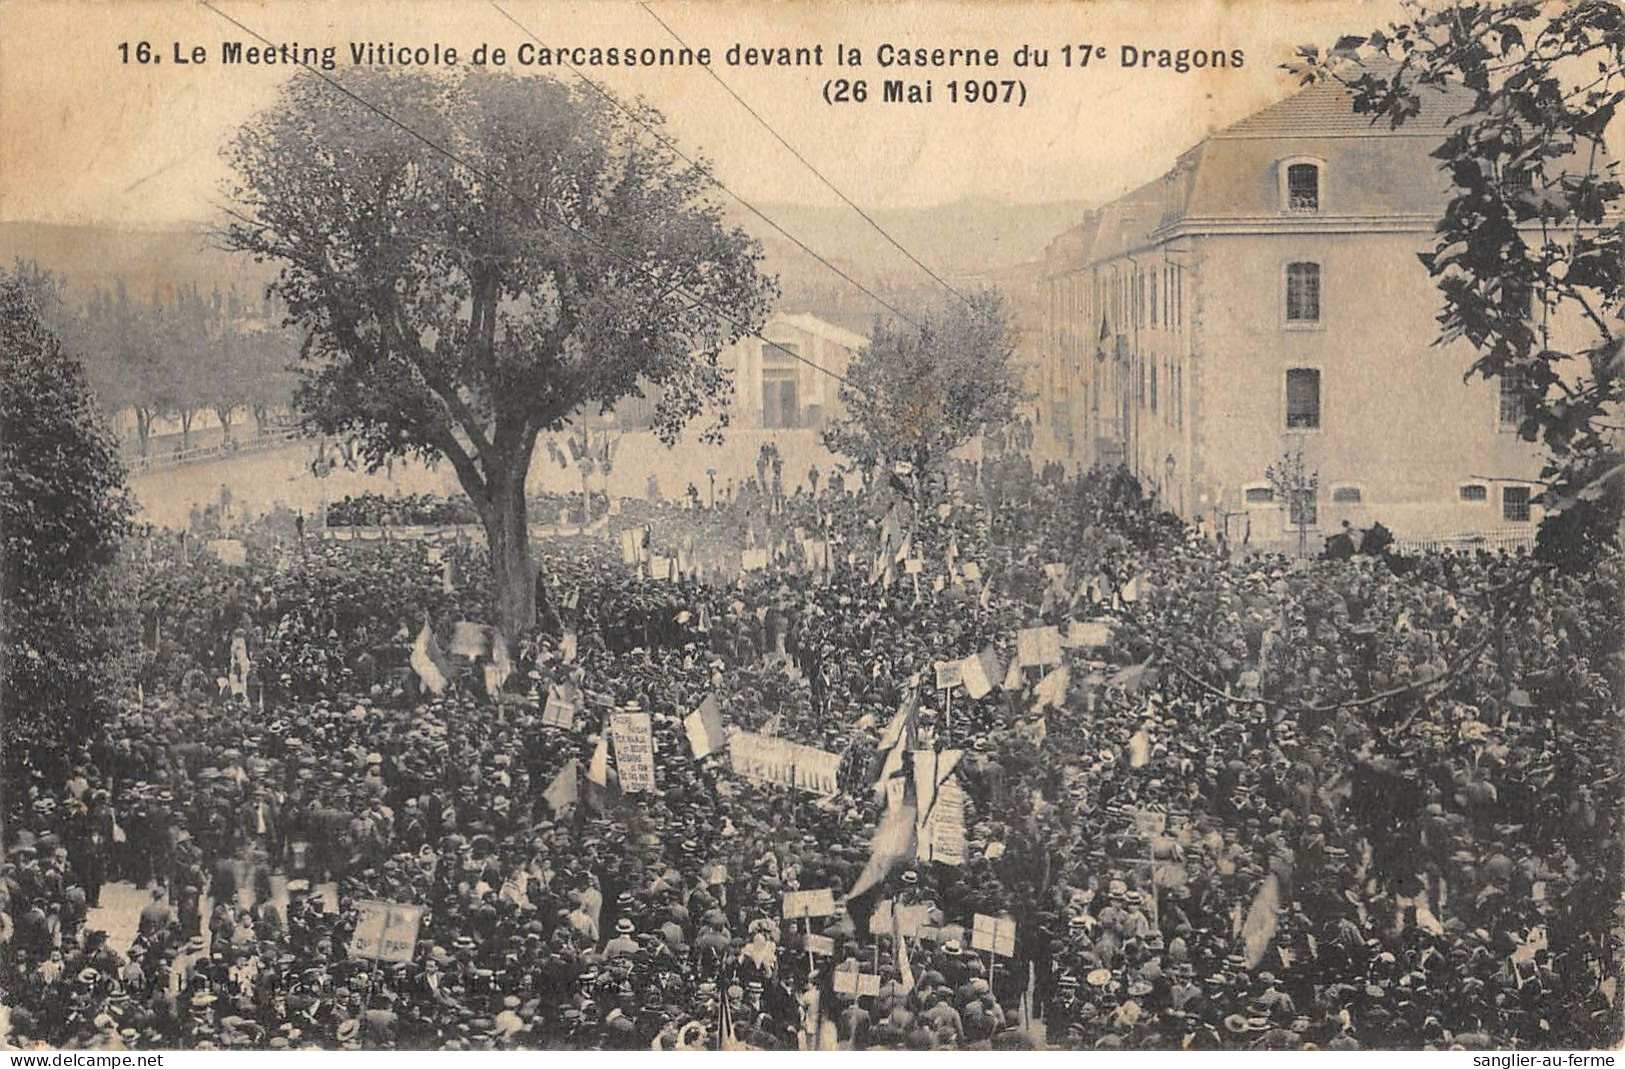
[1292,0,1623,565]
[0,266,134,791]
[824,290,1023,483]
[220,69,774,635]
[1265,447,1320,556]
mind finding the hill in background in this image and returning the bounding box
[1,195,1087,331]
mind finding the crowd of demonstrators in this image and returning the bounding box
[2,457,1620,1052]
[326,493,482,529]
[324,491,593,530]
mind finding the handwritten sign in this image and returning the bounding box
[609,712,655,792]
[921,781,966,866]
[348,901,424,963]
[933,659,963,691]
[782,888,838,919]
[805,934,836,956]
[542,683,579,729]
[971,914,1017,957]
[834,970,882,996]
[1016,626,1063,667]
[1066,619,1115,649]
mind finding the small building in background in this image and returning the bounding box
[722,313,869,431]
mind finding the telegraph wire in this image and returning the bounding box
[637,0,990,322]
[488,0,922,332]
[198,0,861,395]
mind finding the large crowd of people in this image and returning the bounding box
[2,455,1619,1051]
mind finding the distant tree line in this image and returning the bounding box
[54,275,300,458]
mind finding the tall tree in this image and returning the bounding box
[824,291,1023,490]
[0,266,134,803]
[221,69,773,637]
[1295,0,1623,566]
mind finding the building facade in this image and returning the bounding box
[723,313,869,431]
[1041,77,1557,544]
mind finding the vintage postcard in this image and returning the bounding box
[1,0,1621,1058]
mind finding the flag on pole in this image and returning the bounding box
[543,760,579,812]
[487,631,513,694]
[685,695,727,759]
[1241,874,1282,968]
[1032,665,1071,710]
[1128,727,1152,768]
[898,924,917,992]
[587,734,610,787]
[846,796,917,901]
[410,620,450,696]
[960,646,1002,700]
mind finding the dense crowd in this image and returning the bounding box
[2,458,1620,1051]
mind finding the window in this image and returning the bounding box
[1502,485,1532,523]
[1498,374,1528,432]
[1149,359,1158,414]
[1460,484,1489,503]
[1289,490,1319,528]
[1244,486,1275,504]
[1286,163,1320,212]
[1286,262,1321,323]
[1286,368,1321,429]
[1149,271,1158,327]
[1331,486,1363,504]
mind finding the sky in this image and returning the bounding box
[0,0,1430,227]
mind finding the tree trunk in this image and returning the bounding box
[181,409,194,450]
[483,471,536,642]
[216,406,234,445]
[136,408,152,459]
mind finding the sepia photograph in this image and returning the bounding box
[0,0,1621,1056]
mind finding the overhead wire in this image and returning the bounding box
[198,0,861,395]
[638,0,992,323]
[488,0,922,332]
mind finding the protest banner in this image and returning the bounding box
[933,659,963,691]
[782,888,838,919]
[970,914,1017,957]
[741,548,768,571]
[609,711,655,792]
[649,555,672,581]
[920,780,966,866]
[959,561,982,582]
[794,747,843,796]
[805,934,836,957]
[1016,625,1063,667]
[730,729,842,796]
[348,901,425,963]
